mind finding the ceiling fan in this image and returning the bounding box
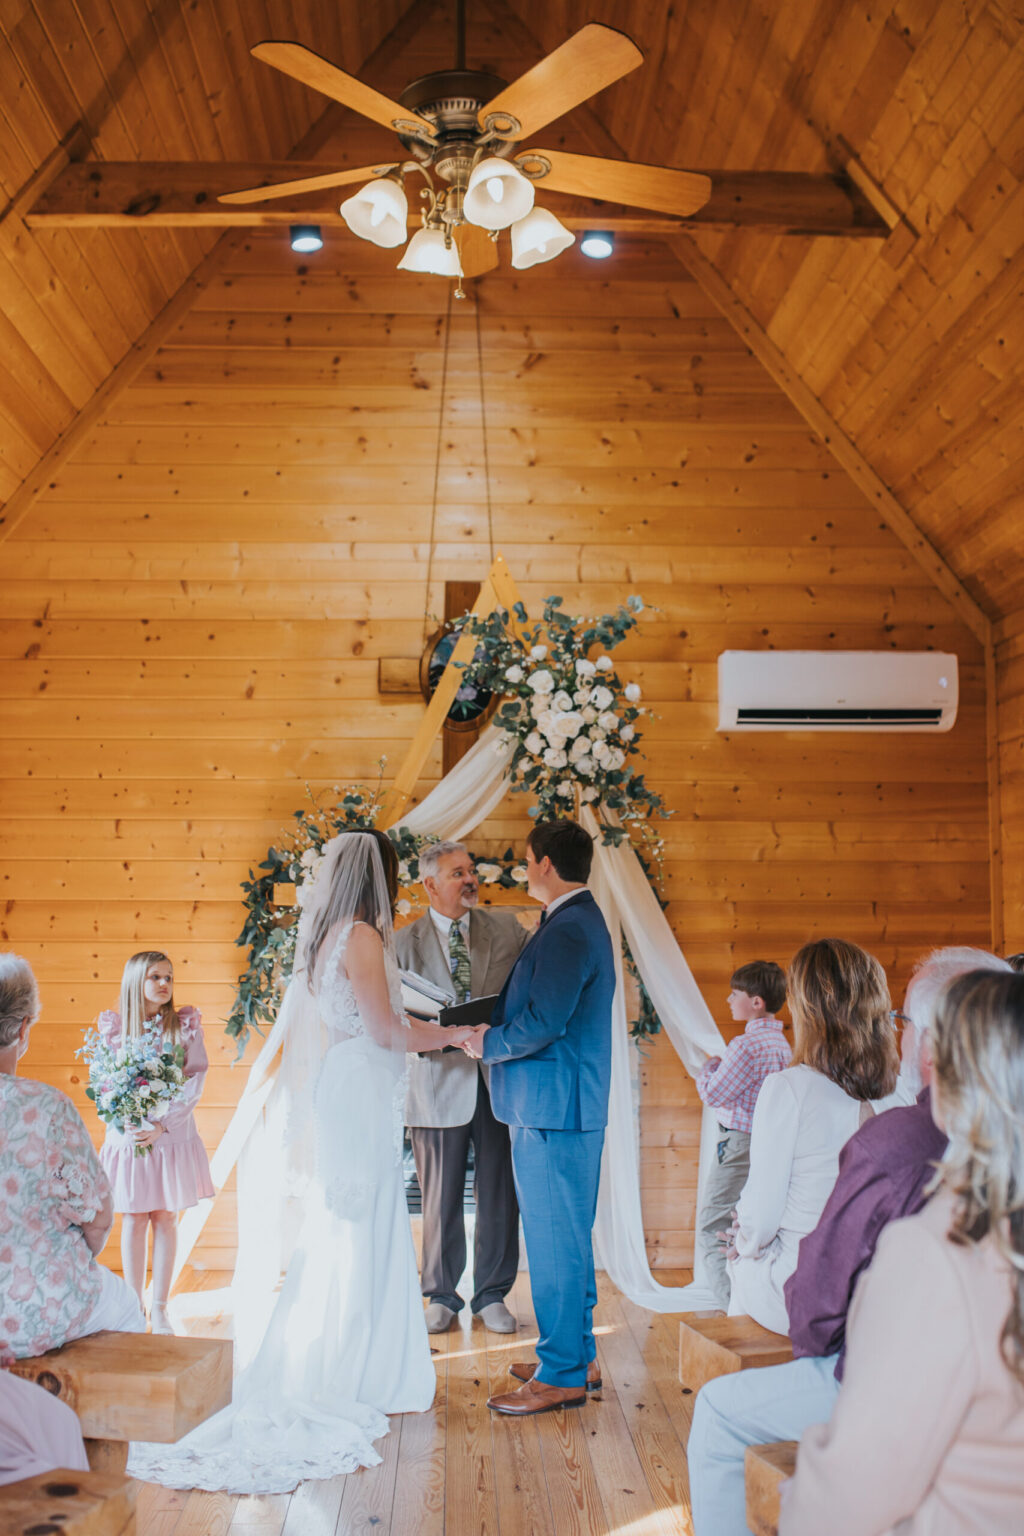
[219,7,712,290]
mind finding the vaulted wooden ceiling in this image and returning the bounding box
[1,0,1022,623]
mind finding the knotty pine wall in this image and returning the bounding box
[0,231,990,1272]
[997,613,1024,955]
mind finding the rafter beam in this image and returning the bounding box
[26,162,887,238]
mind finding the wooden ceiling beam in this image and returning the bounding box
[26,162,887,238]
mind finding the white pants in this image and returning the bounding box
[688,1355,840,1536]
[81,1264,146,1337]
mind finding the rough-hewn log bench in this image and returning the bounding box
[745,1440,797,1536]
[9,1332,232,1476]
[678,1312,793,1393]
[0,1467,138,1535]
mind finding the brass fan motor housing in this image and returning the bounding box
[397,69,516,175]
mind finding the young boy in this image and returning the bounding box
[695,960,790,1309]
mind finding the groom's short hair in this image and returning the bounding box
[528,820,593,883]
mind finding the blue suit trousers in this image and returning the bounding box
[510,1125,604,1389]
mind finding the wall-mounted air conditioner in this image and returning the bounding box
[717,651,959,732]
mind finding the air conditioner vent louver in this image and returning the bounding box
[718,652,959,733]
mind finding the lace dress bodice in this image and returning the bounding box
[316,922,405,1046]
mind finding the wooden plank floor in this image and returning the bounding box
[138,1261,697,1536]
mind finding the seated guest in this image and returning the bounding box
[688,945,1010,1536]
[1006,952,1024,973]
[0,1369,88,1483]
[780,967,1024,1535]
[726,938,899,1333]
[0,955,144,1362]
[694,960,790,1309]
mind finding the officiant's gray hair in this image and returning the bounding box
[419,840,470,881]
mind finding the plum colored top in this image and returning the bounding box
[784,1088,947,1379]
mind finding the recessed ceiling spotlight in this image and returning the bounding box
[290,224,323,253]
[580,230,614,259]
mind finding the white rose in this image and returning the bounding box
[475,862,503,882]
[581,706,597,724]
[395,898,412,917]
[620,722,635,742]
[625,682,642,702]
[398,861,411,883]
[505,664,524,683]
[553,689,574,712]
[591,685,614,710]
[569,735,591,761]
[529,644,548,661]
[582,786,600,801]
[610,747,626,769]
[598,711,618,732]
[300,847,320,868]
[573,687,592,706]
[527,669,555,694]
[556,711,585,739]
[524,731,543,755]
[592,739,612,765]
[556,783,575,799]
[543,747,568,769]
[576,756,596,776]
[531,696,546,719]
[590,727,607,742]
[575,658,597,677]
[595,655,613,672]
[511,866,528,883]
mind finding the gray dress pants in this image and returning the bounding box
[409,1071,519,1314]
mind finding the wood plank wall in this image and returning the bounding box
[0,231,989,1272]
[997,611,1024,953]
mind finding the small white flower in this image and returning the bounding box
[543,747,568,769]
[576,755,596,776]
[620,722,635,742]
[582,786,599,801]
[505,664,524,683]
[610,747,626,769]
[398,861,411,883]
[595,655,613,672]
[300,847,320,868]
[527,669,555,694]
[511,866,529,883]
[475,862,503,882]
[581,705,597,724]
[575,658,597,677]
[573,687,592,706]
[590,727,607,743]
[530,644,548,661]
[598,711,619,732]
[395,898,412,917]
[556,782,575,798]
[625,682,642,702]
[553,689,574,712]
[591,685,614,710]
[524,730,543,755]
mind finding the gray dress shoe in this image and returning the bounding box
[477,1300,517,1333]
[425,1302,457,1333]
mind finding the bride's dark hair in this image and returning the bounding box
[304,828,400,987]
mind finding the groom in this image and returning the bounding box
[463,818,614,1415]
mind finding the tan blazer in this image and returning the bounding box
[780,1187,1024,1536]
[396,906,531,1129]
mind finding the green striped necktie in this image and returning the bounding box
[448,919,472,1003]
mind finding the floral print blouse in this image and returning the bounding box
[0,1075,110,1362]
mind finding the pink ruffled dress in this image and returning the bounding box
[98,1006,215,1214]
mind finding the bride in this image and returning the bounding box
[129,829,471,1493]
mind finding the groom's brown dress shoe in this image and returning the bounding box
[509,1358,602,1391]
[487,1377,586,1415]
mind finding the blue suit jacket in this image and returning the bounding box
[482,890,614,1132]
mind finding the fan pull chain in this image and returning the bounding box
[474,298,496,569]
[423,287,454,640]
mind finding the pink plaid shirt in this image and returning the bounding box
[695,1017,791,1132]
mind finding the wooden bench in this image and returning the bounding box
[745,1441,797,1536]
[9,1331,232,1475]
[678,1312,793,1393]
[0,1467,138,1535]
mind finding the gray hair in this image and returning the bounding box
[903,946,1012,1086]
[0,954,41,1048]
[418,840,470,882]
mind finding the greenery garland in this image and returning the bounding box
[226,595,670,1052]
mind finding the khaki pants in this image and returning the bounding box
[697,1124,751,1311]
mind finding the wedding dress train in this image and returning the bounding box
[128,924,435,1493]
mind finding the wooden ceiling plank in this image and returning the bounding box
[670,231,992,646]
[179,0,259,161]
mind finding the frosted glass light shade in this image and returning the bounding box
[463,156,534,230]
[510,207,575,269]
[340,179,408,248]
[397,227,463,277]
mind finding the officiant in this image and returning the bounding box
[397,840,530,1334]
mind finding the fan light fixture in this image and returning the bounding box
[463,156,535,230]
[339,179,408,248]
[289,224,323,253]
[580,230,614,259]
[397,227,463,278]
[510,207,575,269]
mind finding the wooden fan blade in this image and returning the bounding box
[454,224,499,278]
[251,41,438,140]
[219,164,400,205]
[479,24,642,140]
[518,149,712,218]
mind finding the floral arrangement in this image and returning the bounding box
[78,1031,186,1156]
[226,594,670,1051]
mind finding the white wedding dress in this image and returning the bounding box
[128,923,436,1493]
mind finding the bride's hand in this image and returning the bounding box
[444,1026,475,1050]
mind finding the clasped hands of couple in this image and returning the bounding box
[442,1023,489,1059]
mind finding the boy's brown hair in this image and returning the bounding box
[730,960,786,1014]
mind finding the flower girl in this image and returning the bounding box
[97,951,214,1334]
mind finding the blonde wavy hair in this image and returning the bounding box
[116,950,181,1045]
[931,969,1024,1383]
[788,937,899,1101]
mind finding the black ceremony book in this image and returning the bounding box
[414,993,500,1055]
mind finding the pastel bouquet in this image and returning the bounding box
[78,1029,187,1156]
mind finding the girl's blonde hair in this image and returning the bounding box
[117,950,180,1045]
[932,969,1024,1383]
[787,937,899,1101]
